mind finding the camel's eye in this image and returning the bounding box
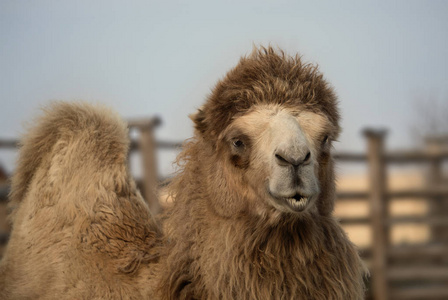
[229,137,250,168]
[233,139,244,148]
[322,135,329,147]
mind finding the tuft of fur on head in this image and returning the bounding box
[192,46,340,146]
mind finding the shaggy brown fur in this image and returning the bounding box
[0,103,161,299]
[0,47,366,299]
[157,48,366,299]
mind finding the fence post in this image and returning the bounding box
[136,118,161,215]
[364,129,388,300]
[425,136,448,242]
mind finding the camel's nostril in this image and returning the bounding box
[304,152,311,162]
[275,153,289,164]
[275,151,311,166]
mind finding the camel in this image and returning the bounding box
[0,47,366,299]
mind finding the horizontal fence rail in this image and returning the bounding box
[334,150,448,163]
[336,188,448,201]
[0,140,18,149]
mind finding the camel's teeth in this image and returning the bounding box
[285,196,309,211]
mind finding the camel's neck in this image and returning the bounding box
[226,212,327,260]
[185,209,364,300]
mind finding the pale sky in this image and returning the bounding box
[1,0,448,176]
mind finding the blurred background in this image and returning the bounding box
[0,1,447,299]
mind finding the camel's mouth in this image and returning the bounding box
[268,188,314,213]
[283,194,310,212]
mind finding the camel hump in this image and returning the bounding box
[8,101,131,220]
[1,102,160,298]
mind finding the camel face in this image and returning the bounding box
[222,104,334,215]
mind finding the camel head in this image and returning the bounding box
[191,47,340,219]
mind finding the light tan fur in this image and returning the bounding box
[0,102,161,299]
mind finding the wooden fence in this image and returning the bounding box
[335,130,448,300]
[1,120,448,299]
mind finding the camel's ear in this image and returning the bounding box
[189,107,207,134]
